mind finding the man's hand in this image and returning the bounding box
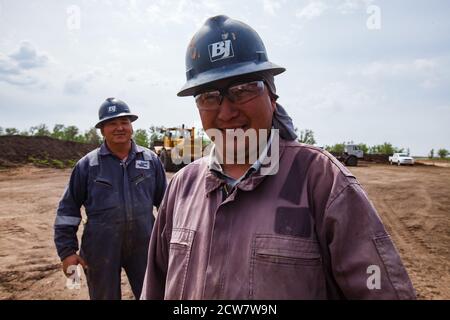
[62,254,88,277]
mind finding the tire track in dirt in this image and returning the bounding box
[0,168,78,299]
[377,191,439,298]
[0,217,62,299]
[352,164,450,299]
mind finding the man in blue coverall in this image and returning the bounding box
[54,97,167,299]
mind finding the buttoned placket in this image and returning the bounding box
[120,157,134,222]
[202,182,240,299]
[201,161,273,298]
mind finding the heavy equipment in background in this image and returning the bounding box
[335,144,364,166]
[151,125,204,172]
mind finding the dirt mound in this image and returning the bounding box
[363,154,389,163]
[0,136,98,167]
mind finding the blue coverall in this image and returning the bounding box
[54,141,167,299]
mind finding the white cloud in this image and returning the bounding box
[145,3,162,22]
[420,78,438,89]
[0,72,38,86]
[294,0,373,20]
[64,72,95,95]
[263,0,281,16]
[0,41,49,87]
[9,41,48,69]
[0,53,20,75]
[143,40,162,54]
[296,1,328,21]
[413,58,436,70]
[299,81,375,112]
[126,74,137,82]
[360,61,403,76]
[346,57,448,91]
[337,0,374,14]
[141,0,223,26]
[349,58,438,78]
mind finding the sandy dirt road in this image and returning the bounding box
[0,164,448,299]
[350,163,449,299]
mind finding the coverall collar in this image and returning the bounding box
[205,136,288,195]
[99,140,143,160]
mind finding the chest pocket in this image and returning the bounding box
[165,228,195,300]
[131,166,156,203]
[250,234,327,299]
[88,176,120,215]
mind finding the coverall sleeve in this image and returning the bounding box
[152,156,167,208]
[323,182,417,299]
[53,161,88,261]
[141,179,172,300]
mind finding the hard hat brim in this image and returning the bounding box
[177,61,285,97]
[95,113,138,129]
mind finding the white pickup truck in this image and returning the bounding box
[389,153,415,166]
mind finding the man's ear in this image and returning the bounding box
[100,127,105,137]
[267,90,277,111]
[270,95,277,112]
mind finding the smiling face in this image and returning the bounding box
[197,77,276,163]
[100,116,133,147]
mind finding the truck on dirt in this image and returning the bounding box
[389,153,415,166]
[336,144,364,167]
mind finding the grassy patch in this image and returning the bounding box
[415,157,450,162]
[28,156,77,168]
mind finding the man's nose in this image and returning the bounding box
[217,96,240,122]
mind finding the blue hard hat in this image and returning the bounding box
[177,15,286,97]
[95,97,138,128]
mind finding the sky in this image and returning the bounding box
[0,0,449,156]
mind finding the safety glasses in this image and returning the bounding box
[195,80,265,111]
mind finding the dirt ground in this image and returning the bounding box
[0,163,448,300]
[350,163,450,299]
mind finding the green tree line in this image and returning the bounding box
[1,125,448,157]
[324,142,406,155]
[0,124,154,148]
[428,148,449,159]
[0,124,177,149]
[0,124,102,145]
[295,128,408,155]
[294,128,449,158]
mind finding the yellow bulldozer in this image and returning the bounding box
[151,125,204,172]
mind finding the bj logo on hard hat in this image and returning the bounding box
[208,40,234,62]
[108,106,116,113]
